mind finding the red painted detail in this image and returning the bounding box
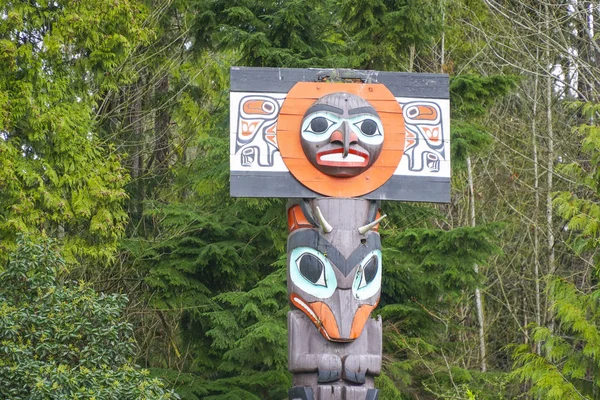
[329,130,358,144]
[287,205,315,232]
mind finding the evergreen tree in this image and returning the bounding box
[337,0,443,71]
[0,0,152,262]
[131,2,522,398]
[5,1,591,398]
[189,0,344,67]
[512,102,600,398]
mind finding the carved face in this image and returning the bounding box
[287,199,382,342]
[300,93,384,177]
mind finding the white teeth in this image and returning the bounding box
[320,153,365,162]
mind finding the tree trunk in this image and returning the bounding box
[532,70,542,355]
[153,74,170,171]
[544,2,555,333]
[467,155,487,372]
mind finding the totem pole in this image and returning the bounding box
[230,68,450,400]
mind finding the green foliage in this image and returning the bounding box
[379,224,503,397]
[451,122,493,170]
[381,325,516,399]
[0,236,178,399]
[201,263,290,399]
[126,198,284,312]
[337,0,443,70]
[511,278,600,399]
[512,101,600,399]
[157,260,290,399]
[554,102,600,254]
[450,75,518,119]
[422,368,514,399]
[0,0,152,261]
[375,372,407,399]
[148,369,210,400]
[382,224,501,308]
[0,1,566,398]
[190,0,343,67]
[449,74,518,167]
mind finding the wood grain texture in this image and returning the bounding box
[231,67,449,99]
[230,172,450,202]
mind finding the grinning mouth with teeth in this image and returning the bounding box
[316,148,370,167]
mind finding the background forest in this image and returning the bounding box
[2,0,600,398]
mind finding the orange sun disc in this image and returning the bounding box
[276,82,405,197]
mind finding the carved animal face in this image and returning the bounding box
[300,93,384,177]
[287,199,382,342]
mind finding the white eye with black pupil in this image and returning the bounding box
[360,119,378,136]
[305,116,334,134]
[353,118,382,141]
[310,117,329,133]
[297,254,326,286]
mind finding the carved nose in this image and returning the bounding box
[329,122,357,157]
[332,289,358,340]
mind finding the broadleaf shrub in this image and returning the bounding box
[0,236,178,399]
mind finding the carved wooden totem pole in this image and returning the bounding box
[230,68,450,400]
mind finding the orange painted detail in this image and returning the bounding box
[265,135,277,145]
[423,126,440,143]
[413,105,438,120]
[287,205,315,232]
[243,99,275,115]
[406,129,417,148]
[290,293,342,341]
[350,303,378,339]
[241,120,259,137]
[277,83,406,197]
[264,123,277,145]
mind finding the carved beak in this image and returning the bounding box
[341,121,357,158]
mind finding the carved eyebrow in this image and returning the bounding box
[288,229,381,276]
[348,106,377,115]
[305,104,343,115]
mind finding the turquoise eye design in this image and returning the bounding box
[301,112,341,142]
[352,250,382,300]
[298,253,326,286]
[306,117,334,135]
[290,247,337,299]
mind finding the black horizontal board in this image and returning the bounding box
[230,172,316,198]
[230,171,450,203]
[230,67,449,99]
[366,175,450,202]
